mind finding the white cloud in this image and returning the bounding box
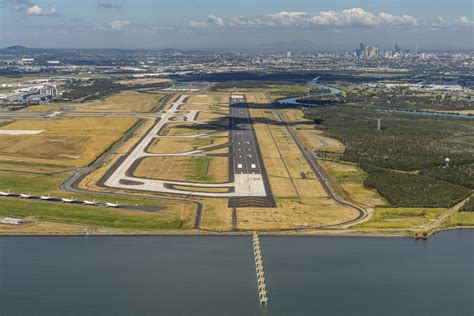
[455,16,474,27]
[189,20,208,28]
[189,15,225,28]
[7,0,34,11]
[190,8,424,30]
[208,14,225,27]
[109,20,130,30]
[27,4,57,16]
[6,0,58,16]
[431,16,447,28]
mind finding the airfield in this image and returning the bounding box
[102,94,270,201]
[0,87,369,233]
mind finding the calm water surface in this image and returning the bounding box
[0,230,472,315]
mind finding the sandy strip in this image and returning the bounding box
[0,130,44,135]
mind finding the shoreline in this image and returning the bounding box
[1,225,472,238]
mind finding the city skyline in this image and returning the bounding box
[1,0,473,51]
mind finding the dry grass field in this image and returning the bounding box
[196,111,228,122]
[160,122,227,136]
[0,117,137,168]
[118,78,172,86]
[18,104,67,113]
[245,95,257,103]
[0,161,67,173]
[76,91,164,112]
[199,198,233,230]
[280,108,308,123]
[179,103,229,112]
[133,156,228,183]
[320,160,386,207]
[237,198,358,230]
[444,212,474,227]
[179,103,214,111]
[148,137,228,154]
[296,130,345,153]
[186,95,229,104]
[172,185,230,193]
[78,119,156,192]
[232,93,358,229]
[428,109,474,115]
[356,207,445,229]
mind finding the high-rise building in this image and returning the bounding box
[357,43,365,57]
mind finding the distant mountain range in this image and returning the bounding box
[2,45,30,51]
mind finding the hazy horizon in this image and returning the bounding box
[1,0,473,51]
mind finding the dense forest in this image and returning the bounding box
[304,86,473,112]
[303,106,474,207]
[61,79,122,101]
[62,79,171,102]
[343,87,473,111]
[461,197,474,212]
[364,169,470,207]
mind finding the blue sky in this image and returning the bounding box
[1,0,473,50]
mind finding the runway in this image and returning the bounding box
[99,94,270,198]
[230,96,266,197]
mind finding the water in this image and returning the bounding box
[278,78,342,106]
[0,230,473,315]
[278,79,473,120]
[379,108,474,119]
[174,82,191,88]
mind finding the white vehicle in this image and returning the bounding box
[20,193,32,199]
[105,202,118,208]
[0,190,11,196]
[40,195,52,200]
[83,200,98,206]
[61,198,74,203]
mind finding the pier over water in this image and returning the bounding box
[252,232,268,306]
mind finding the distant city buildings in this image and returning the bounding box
[356,42,415,60]
[0,46,472,106]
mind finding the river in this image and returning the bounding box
[278,80,474,120]
[278,78,342,106]
[0,230,472,315]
